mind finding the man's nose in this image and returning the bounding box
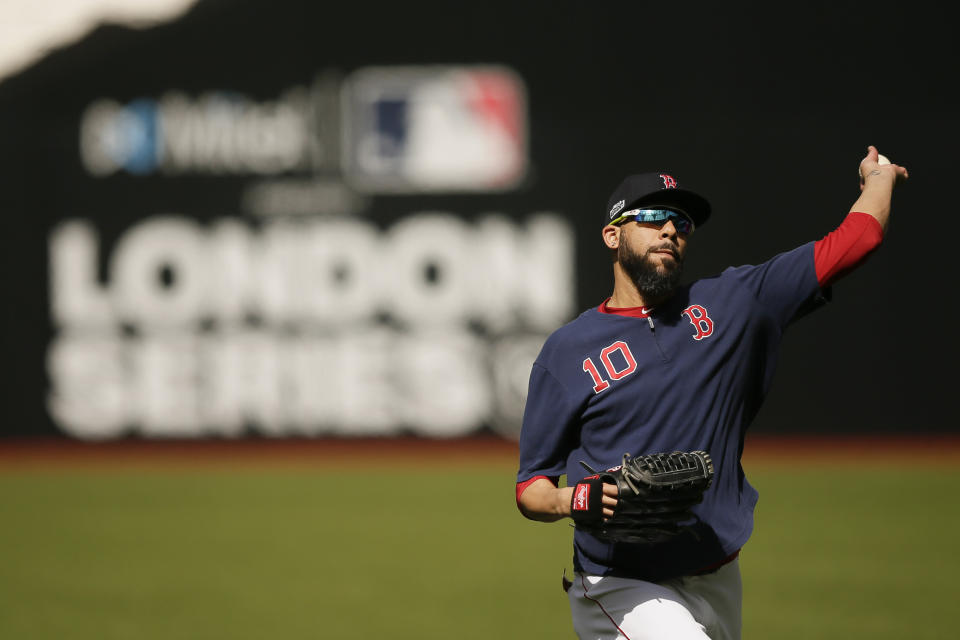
[660,220,679,238]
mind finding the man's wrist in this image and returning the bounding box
[862,171,896,191]
[558,486,574,517]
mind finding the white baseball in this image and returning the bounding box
[860,153,892,179]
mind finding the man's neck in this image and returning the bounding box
[608,277,656,309]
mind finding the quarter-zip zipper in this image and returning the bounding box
[647,316,669,362]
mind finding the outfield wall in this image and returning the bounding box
[2,435,960,471]
[1,0,955,440]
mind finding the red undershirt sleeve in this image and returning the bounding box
[516,475,559,508]
[813,212,884,287]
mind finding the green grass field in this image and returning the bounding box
[1,454,957,639]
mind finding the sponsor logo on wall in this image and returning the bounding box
[80,89,315,177]
[79,65,527,192]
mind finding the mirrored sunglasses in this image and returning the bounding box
[611,208,695,234]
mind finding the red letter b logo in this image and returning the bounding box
[683,305,714,340]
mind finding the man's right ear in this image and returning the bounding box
[602,225,619,249]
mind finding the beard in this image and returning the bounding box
[618,237,684,301]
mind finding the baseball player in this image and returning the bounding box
[515,146,908,639]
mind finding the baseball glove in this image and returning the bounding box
[569,450,714,544]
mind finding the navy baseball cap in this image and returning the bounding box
[605,172,711,229]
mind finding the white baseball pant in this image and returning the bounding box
[566,558,742,640]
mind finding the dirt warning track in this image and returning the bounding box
[1,434,959,471]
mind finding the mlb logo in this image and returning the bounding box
[342,65,528,193]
